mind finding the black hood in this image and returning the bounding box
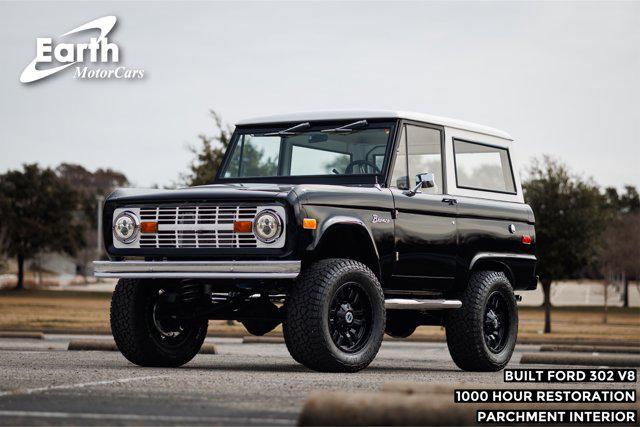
[106,183,296,204]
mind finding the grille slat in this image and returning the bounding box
[139,204,258,248]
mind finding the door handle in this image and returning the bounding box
[442,198,457,205]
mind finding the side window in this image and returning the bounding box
[406,125,443,195]
[390,127,408,189]
[453,139,515,194]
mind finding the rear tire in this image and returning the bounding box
[445,271,518,371]
[110,279,208,367]
[283,259,385,372]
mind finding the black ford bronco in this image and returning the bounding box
[95,110,537,372]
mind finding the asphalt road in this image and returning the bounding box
[0,336,631,426]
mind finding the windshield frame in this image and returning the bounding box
[213,119,399,185]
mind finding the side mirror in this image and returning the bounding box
[416,173,435,189]
[406,172,435,196]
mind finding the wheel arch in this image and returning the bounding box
[468,257,515,286]
[306,217,381,278]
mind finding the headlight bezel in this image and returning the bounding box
[113,210,140,244]
[252,209,283,244]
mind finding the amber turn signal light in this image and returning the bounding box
[302,218,317,230]
[140,221,158,233]
[233,220,253,233]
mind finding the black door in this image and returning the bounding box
[388,123,457,293]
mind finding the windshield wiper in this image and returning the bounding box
[264,122,311,136]
[321,120,368,133]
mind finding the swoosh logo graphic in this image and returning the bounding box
[20,16,117,83]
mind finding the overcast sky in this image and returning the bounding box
[1,1,638,189]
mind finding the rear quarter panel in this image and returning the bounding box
[456,196,536,291]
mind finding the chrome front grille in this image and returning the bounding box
[139,205,258,248]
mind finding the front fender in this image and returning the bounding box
[308,215,380,260]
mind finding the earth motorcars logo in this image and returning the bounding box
[20,16,145,83]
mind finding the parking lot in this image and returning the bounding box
[0,336,571,426]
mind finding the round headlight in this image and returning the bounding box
[113,211,140,244]
[253,210,283,243]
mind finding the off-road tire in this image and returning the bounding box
[445,271,518,371]
[283,258,385,372]
[110,279,208,367]
[385,311,418,339]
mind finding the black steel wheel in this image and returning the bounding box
[111,279,208,367]
[147,289,187,347]
[283,258,385,372]
[483,292,509,353]
[328,282,372,353]
[445,271,518,371]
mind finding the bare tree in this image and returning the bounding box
[182,110,234,186]
[0,226,8,273]
[523,156,607,333]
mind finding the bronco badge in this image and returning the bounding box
[371,214,390,224]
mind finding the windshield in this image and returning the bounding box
[220,123,395,179]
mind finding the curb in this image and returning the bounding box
[200,343,217,354]
[68,339,118,351]
[515,337,640,347]
[297,390,639,426]
[242,336,285,344]
[67,339,217,354]
[520,353,640,367]
[539,344,640,355]
[0,331,44,339]
[298,391,470,426]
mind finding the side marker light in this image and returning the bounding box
[303,218,317,230]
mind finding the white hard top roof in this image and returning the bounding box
[236,110,513,140]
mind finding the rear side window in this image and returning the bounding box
[453,139,516,194]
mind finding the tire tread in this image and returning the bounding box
[445,271,517,371]
[283,258,384,372]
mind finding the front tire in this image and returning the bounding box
[110,279,208,367]
[283,259,385,372]
[445,271,518,371]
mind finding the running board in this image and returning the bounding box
[384,299,462,310]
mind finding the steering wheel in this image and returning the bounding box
[344,160,381,175]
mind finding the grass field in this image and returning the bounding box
[0,289,638,344]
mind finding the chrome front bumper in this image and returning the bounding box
[93,260,301,279]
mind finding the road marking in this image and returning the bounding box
[0,375,170,397]
[0,410,293,424]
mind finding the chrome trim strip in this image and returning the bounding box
[470,252,537,269]
[385,299,462,310]
[93,260,301,279]
[157,224,236,231]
